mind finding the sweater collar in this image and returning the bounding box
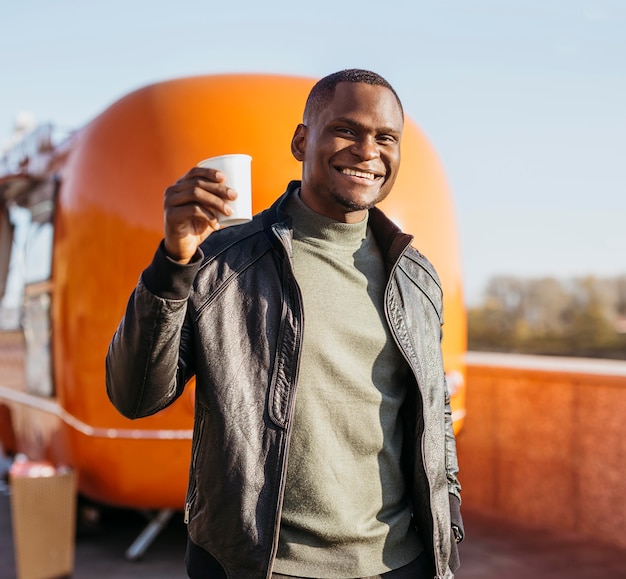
[286,187,369,249]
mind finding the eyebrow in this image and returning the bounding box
[333,116,402,136]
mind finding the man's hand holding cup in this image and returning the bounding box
[163,154,252,264]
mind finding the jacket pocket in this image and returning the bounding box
[449,528,461,572]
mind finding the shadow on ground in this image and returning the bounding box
[2,488,626,578]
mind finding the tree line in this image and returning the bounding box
[467,275,626,360]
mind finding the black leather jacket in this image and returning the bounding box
[106,181,463,579]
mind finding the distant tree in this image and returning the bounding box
[614,275,626,316]
[468,274,626,359]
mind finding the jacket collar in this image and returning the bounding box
[262,180,414,271]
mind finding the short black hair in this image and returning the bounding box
[303,69,404,123]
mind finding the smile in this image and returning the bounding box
[340,168,379,181]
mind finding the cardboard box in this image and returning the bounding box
[10,465,76,579]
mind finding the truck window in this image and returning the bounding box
[0,183,56,397]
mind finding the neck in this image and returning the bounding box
[299,187,368,224]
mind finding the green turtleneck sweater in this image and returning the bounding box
[273,192,422,578]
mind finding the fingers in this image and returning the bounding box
[165,186,231,221]
[172,166,225,189]
[169,167,235,199]
[165,200,219,232]
[162,167,239,263]
[165,168,237,217]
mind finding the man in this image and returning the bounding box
[106,69,463,579]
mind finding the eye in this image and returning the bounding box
[377,134,398,144]
[334,126,356,137]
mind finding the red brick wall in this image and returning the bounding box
[457,352,626,549]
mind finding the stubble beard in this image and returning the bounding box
[329,187,389,213]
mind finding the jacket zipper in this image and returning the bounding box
[265,224,305,578]
[184,406,206,524]
[383,244,444,579]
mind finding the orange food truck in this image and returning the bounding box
[0,73,466,552]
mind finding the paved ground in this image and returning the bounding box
[455,509,626,578]
[2,482,626,578]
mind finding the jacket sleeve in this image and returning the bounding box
[445,371,464,574]
[445,376,465,545]
[444,382,462,503]
[105,242,202,419]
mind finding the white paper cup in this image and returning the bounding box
[197,154,252,226]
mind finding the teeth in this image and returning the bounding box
[342,168,376,180]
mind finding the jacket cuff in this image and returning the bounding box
[141,240,203,300]
[449,493,464,540]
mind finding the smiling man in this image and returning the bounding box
[106,69,463,579]
[294,79,403,222]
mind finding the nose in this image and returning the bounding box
[350,135,379,160]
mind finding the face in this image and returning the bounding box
[291,82,404,223]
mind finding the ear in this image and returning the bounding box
[291,123,306,161]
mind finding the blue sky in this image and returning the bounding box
[2,0,625,304]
